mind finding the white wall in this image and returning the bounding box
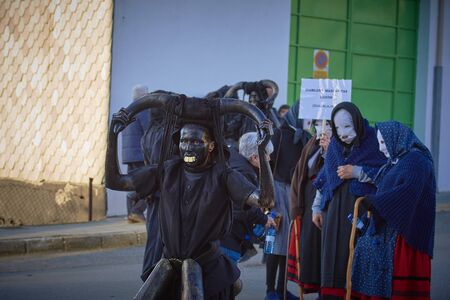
[415,0,435,146]
[107,0,291,215]
[438,1,450,193]
[415,0,450,196]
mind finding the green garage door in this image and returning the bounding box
[288,0,419,126]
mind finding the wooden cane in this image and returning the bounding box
[293,218,304,300]
[345,197,365,300]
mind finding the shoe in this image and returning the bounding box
[232,279,242,296]
[127,213,146,224]
[239,246,258,263]
[265,291,280,300]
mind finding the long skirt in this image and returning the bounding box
[352,235,431,300]
[298,178,321,292]
[320,181,356,298]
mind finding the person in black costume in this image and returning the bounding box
[139,106,165,281]
[106,94,275,300]
[223,80,281,147]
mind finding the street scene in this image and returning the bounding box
[1,1,450,300]
[1,211,449,299]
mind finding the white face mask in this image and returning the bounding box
[314,121,332,140]
[377,130,390,158]
[333,110,357,144]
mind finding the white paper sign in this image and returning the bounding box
[299,78,352,120]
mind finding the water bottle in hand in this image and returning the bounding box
[264,226,276,254]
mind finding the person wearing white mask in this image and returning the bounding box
[351,121,435,299]
[288,119,332,296]
[311,102,386,298]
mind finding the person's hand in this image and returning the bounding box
[265,216,277,229]
[112,108,135,134]
[312,213,323,230]
[258,119,274,149]
[319,133,330,152]
[337,165,353,180]
[360,197,374,211]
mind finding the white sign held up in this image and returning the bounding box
[299,79,352,120]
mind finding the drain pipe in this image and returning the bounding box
[431,0,444,184]
[89,177,93,221]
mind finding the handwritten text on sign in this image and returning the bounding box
[299,79,352,120]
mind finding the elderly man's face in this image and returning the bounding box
[249,91,259,105]
[179,124,215,168]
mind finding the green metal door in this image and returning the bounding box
[288,0,419,126]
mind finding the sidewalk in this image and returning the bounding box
[1,202,449,258]
[0,217,147,257]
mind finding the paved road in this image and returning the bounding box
[1,212,449,300]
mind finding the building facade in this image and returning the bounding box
[0,0,448,223]
[109,0,449,215]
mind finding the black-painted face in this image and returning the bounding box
[179,124,214,169]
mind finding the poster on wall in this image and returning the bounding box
[299,78,352,120]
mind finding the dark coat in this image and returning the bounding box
[271,121,309,184]
[220,149,268,254]
[289,136,323,219]
[122,110,149,163]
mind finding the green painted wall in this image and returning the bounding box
[288,0,419,126]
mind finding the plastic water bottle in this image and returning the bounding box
[347,213,364,230]
[264,226,276,254]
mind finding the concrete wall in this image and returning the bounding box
[438,0,450,195]
[0,1,112,225]
[415,0,450,199]
[108,0,291,215]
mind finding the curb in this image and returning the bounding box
[437,203,450,212]
[0,231,147,257]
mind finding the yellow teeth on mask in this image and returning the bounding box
[184,156,196,163]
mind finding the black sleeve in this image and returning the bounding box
[129,164,159,198]
[244,207,268,225]
[226,168,257,209]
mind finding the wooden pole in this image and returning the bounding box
[345,197,365,300]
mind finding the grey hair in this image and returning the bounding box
[132,84,149,101]
[239,132,274,160]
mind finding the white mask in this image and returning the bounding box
[314,121,332,140]
[377,130,390,158]
[333,110,357,144]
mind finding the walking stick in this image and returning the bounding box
[345,197,365,300]
[293,218,304,300]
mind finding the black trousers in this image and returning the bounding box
[266,254,286,293]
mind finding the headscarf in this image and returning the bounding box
[373,121,433,184]
[376,121,433,162]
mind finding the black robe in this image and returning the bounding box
[130,158,255,297]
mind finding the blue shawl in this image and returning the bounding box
[369,121,436,257]
[314,119,386,210]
